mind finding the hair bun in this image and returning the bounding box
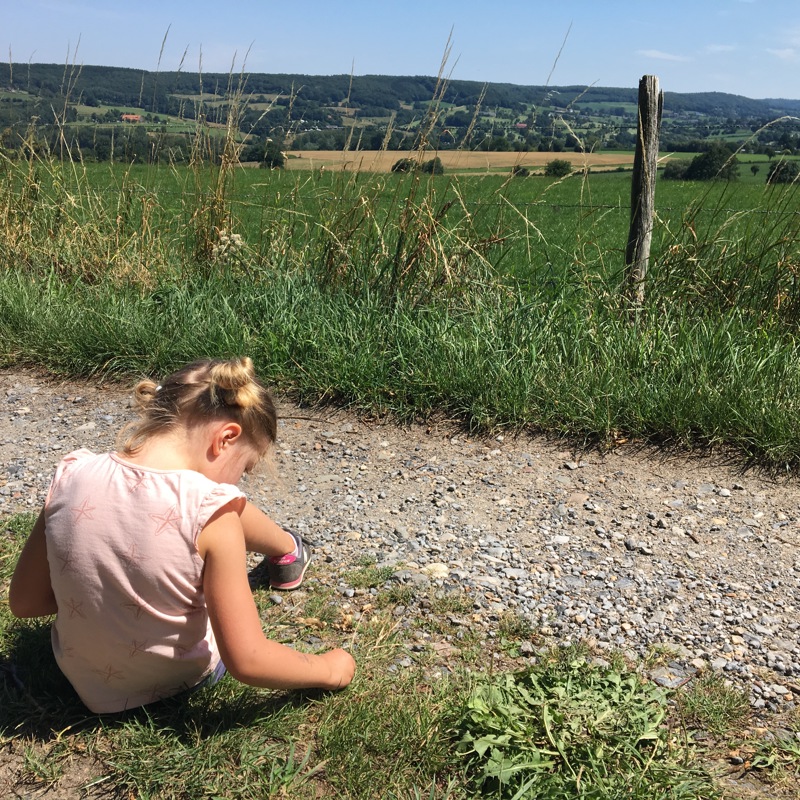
[208,358,262,410]
[119,357,276,455]
[133,380,159,409]
[209,357,255,391]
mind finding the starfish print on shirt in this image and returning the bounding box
[148,684,169,703]
[66,597,86,618]
[123,469,148,493]
[122,598,147,619]
[94,663,125,684]
[129,640,148,658]
[120,542,150,570]
[56,551,74,574]
[71,497,96,523]
[149,505,182,536]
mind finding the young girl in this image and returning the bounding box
[9,357,355,713]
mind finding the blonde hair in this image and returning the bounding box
[119,357,277,456]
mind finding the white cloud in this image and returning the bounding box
[636,49,692,62]
[705,44,736,54]
[767,47,798,61]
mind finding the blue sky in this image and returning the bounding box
[3,0,800,99]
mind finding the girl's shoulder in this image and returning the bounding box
[55,448,102,473]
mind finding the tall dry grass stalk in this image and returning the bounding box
[0,126,167,286]
[309,35,508,306]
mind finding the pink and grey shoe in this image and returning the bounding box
[267,530,312,590]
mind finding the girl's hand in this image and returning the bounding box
[319,648,356,690]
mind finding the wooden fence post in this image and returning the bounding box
[624,75,663,305]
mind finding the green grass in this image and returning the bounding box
[2,128,800,472]
[3,268,800,466]
[676,670,751,738]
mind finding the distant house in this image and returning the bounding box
[121,114,143,123]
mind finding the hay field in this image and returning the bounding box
[283,150,634,174]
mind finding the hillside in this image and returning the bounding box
[2,63,798,115]
[1,62,799,163]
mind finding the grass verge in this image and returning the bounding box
[3,269,800,469]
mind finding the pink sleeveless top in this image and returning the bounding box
[44,449,244,713]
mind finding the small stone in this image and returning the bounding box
[422,563,450,579]
[567,492,589,506]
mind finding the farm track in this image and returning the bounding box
[3,368,800,799]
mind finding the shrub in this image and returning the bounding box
[662,160,690,180]
[544,159,572,178]
[392,157,445,175]
[767,159,800,185]
[420,156,444,175]
[511,165,530,178]
[391,157,415,173]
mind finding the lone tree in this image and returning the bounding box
[241,138,285,169]
[684,142,739,181]
[766,159,800,185]
[544,159,573,178]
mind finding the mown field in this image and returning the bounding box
[283,149,636,173]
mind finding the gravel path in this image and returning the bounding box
[3,367,800,714]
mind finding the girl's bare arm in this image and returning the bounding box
[198,505,355,691]
[9,509,58,618]
[238,500,296,557]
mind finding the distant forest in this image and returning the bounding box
[2,62,800,165]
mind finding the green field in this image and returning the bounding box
[9,160,794,283]
[2,154,800,466]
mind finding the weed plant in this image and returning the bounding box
[456,647,720,799]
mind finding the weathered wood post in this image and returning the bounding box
[624,75,664,305]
